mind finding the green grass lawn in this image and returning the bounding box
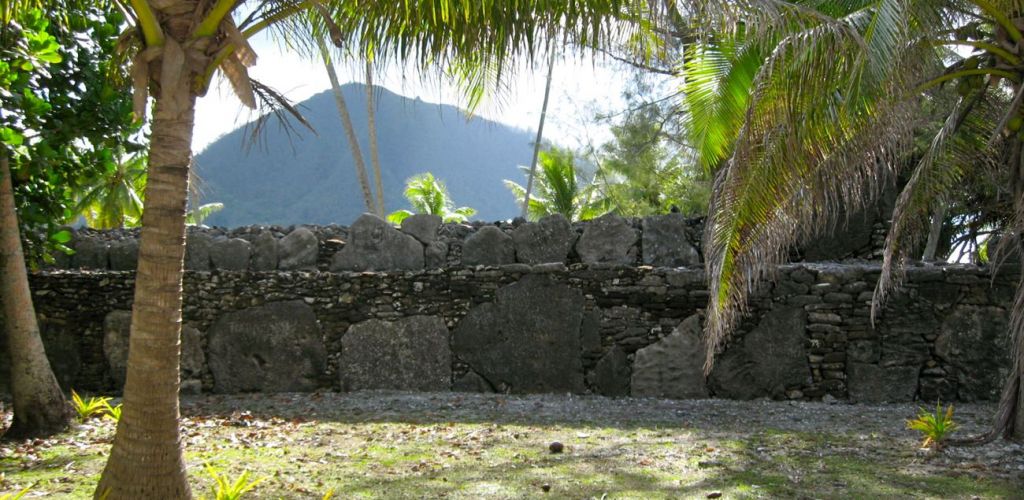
[2,393,1021,499]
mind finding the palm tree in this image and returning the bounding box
[366,60,385,217]
[387,172,475,223]
[678,1,1023,440]
[506,146,609,221]
[73,151,147,229]
[95,2,655,496]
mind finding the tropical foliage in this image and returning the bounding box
[387,172,475,224]
[73,151,146,229]
[505,146,609,221]
[907,402,959,451]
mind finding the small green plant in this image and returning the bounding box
[907,401,958,450]
[70,390,111,422]
[202,463,266,500]
[0,487,31,500]
[103,401,122,422]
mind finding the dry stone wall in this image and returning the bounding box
[3,255,1015,403]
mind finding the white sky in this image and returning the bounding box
[192,33,630,153]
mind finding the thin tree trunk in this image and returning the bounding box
[922,201,946,261]
[95,76,195,499]
[522,49,556,219]
[0,154,71,439]
[366,60,385,217]
[320,39,375,214]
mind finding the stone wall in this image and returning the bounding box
[47,211,884,274]
[3,260,1014,404]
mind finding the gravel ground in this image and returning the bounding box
[181,391,1024,479]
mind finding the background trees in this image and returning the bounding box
[387,172,475,223]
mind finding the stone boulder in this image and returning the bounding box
[642,214,700,268]
[209,237,251,270]
[339,315,451,391]
[511,214,574,265]
[589,345,631,397]
[461,226,515,266]
[631,315,707,399]
[108,239,139,271]
[452,274,585,393]
[709,306,809,399]
[425,241,448,268]
[71,236,108,269]
[39,320,80,390]
[207,301,326,393]
[104,310,205,387]
[847,362,919,403]
[453,370,494,393]
[331,214,424,272]
[185,230,213,271]
[401,214,442,244]
[935,306,1011,401]
[278,227,318,270]
[576,214,638,264]
[251,231,279,271]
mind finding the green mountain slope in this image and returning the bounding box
[194,84,535,226]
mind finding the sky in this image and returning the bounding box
[191,33,632,154]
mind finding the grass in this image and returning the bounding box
[1,394,1021,499]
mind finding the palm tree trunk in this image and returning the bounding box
[95,77,195,499]
[522,48,556,219]
[319,39,375,214]
[922,201,946,261]
[0,153,71,439]
[366,60,385,217]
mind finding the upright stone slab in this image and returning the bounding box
[576,214,638,264]
[462,225,515,266]
[278,227,318,270]
[108,239,139,271]
[339,315,451,391]
[452,274,585,393]
[104,310,205,387]
[39,320,80,390]
[935,306,1011,401]
[251,230,279,271]
[186,230,213,270]
[511,214,574,264]
[642,214,700,268]
[589,345,631,397]
[631,314,707,399]
[709,306,808,399]
[71,236,108,269]
[401,214,442,244]
[331,214,424,271]
[210,237,251,270]
[847,362,919,403]
[424,241,448,268]
[207,301,326,393]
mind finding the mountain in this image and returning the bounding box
[194,84,536,227]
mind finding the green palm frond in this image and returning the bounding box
[390,172,475,223]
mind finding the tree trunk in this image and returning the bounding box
[0,154,71,439]
[94,76,195,499]
[523,49,556,219]
[922,201,946,262]
[366,60,385,217]
[320,40,375,214]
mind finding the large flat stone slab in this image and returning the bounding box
[452,274,585,393]
[709,306,809,399]
[462,226,515,266]
[935,306,1011,401]
[512,214,574,264]
[331,214,424,271]
[278,227,318,270]
[642,214,700,267]
[340,315,452,391]
[207,301,325,393]
[576,214,637,264]
[103,310,204,388]
[631,314,708,399]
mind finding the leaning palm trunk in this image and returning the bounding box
[366,61,385,217]
[94,75,195,499]
[320,39,375,213]
[0,154,71,439]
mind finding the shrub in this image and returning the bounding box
[70,390,111,423]
[907,402,958,451]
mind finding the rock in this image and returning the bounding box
[641,214,701,267]
[462,225,515,266]
[400,214,442,244]
[576,214,638,264]
[424,241,448,269]
[207,301,326,393]
[209,238,251,270]
[847,362,919,403]
[71,236,108,269]
[185,230,213,271]
[710,307,808,399]
[935,306,1011,401]
[709,346,761,400]
[251,231,279,271]
[549,442,564,454]
[339,316,451,391]
[104,310,204,387]
[631,315,708,399]
[452,370,494,393]
[39,320,80,390]
[108,239,138,271]
[588,346,631,397]
[452,274,585,393]
[511,214,574,264]
[331,214,424,271]
[278,227,319,270]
